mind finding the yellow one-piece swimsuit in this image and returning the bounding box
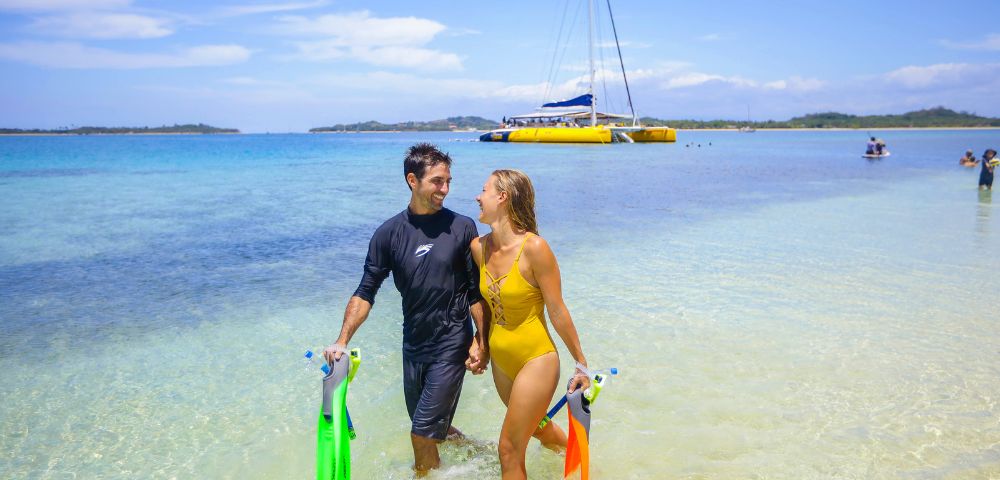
[480,233,557,379]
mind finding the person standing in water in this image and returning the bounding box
[324,143,488,474]
[471,169,590,480]
[960,149,978,168]
[875,138,887,155]
[980,149,997,190]
[866,137,878,155]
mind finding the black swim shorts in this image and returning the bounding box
[403,358,466,440]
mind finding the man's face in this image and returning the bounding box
[410,163,451,212]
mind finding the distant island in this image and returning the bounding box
[310,116,498,132]
[644,107,1000,129]
[313,108,1000,132]
[0,123,239,135]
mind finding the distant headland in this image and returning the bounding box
[310,116,497,133]
[0,123,239,135]
[312,108,1000,132]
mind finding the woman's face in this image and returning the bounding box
[476,175,504,223]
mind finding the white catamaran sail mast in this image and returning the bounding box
[587,0,597,127]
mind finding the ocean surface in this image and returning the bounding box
[1,130,999,479]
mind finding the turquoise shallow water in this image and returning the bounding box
[1,131,999,478]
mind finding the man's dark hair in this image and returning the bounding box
[404,143,452,188]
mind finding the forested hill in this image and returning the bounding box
[312,108,999,132]
[640,107,1000,129]
[0,123,239,134]
[310,116,498,132]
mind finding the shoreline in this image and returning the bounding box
[676,126,1000,132]
[0,132,240,137]
[3,127,999,137]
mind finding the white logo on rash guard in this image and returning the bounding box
[414,244,434,257]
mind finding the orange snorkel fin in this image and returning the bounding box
[563,385,592,479]
[557,364,613,480]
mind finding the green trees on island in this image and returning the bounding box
[0,124,239,134]
[310,116,499,132]
[641,107,1000,129]
[3,108,998,134]
[314,108,999,131]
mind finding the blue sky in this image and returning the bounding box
[1,0,999,132]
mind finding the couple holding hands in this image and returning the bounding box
[322,143,590,479]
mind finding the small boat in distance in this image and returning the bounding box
[739,105,756,132]
[480,0,675,144]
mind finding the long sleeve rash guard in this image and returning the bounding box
[353,208,482,363]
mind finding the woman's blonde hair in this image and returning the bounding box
[492,169,538,234]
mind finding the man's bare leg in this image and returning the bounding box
[411,433,440,476]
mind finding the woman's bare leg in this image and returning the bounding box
[496,352,560,479]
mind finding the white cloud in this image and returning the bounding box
[288,42,462,70]
[217,1,328,17]
[277,11,463,70]
[883,63,1000,89]
[660,72,758,90]
[940,33,1000,51]
[289,40,348,61]
[636,66,825,93]
[0,41,251,68]
[355,46,462,71]
[299,69,614,104]
[220,76,266,85]
[446,27,481,37]
[276,11,446,46]
[0,0,128,11]
[762,76,825,91]
[661,72,725,89]
[302,71,527,101]
[30,13,172,39]
[698,33,721,41]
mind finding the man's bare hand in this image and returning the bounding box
[464,341,488,374]
[323,343,347,363]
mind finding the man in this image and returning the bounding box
[324,143,488,473]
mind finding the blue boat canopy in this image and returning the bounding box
[542,93,593,108]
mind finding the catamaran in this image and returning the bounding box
[480,0,676,144]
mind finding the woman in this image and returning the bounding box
[980,149,997,191]
[471,169,590,479]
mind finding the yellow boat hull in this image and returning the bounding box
[626,127,676,142]
[481,126,611,143]
[479,125,677,144]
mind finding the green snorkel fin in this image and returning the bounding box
[317,347,361,480]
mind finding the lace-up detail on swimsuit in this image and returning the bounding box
[484,261,511,326]
[482,235,531,326]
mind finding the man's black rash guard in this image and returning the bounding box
[353,208,482,364]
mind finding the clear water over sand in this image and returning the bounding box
[1,130,998,478]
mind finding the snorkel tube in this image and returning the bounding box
[538,364,615,430]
